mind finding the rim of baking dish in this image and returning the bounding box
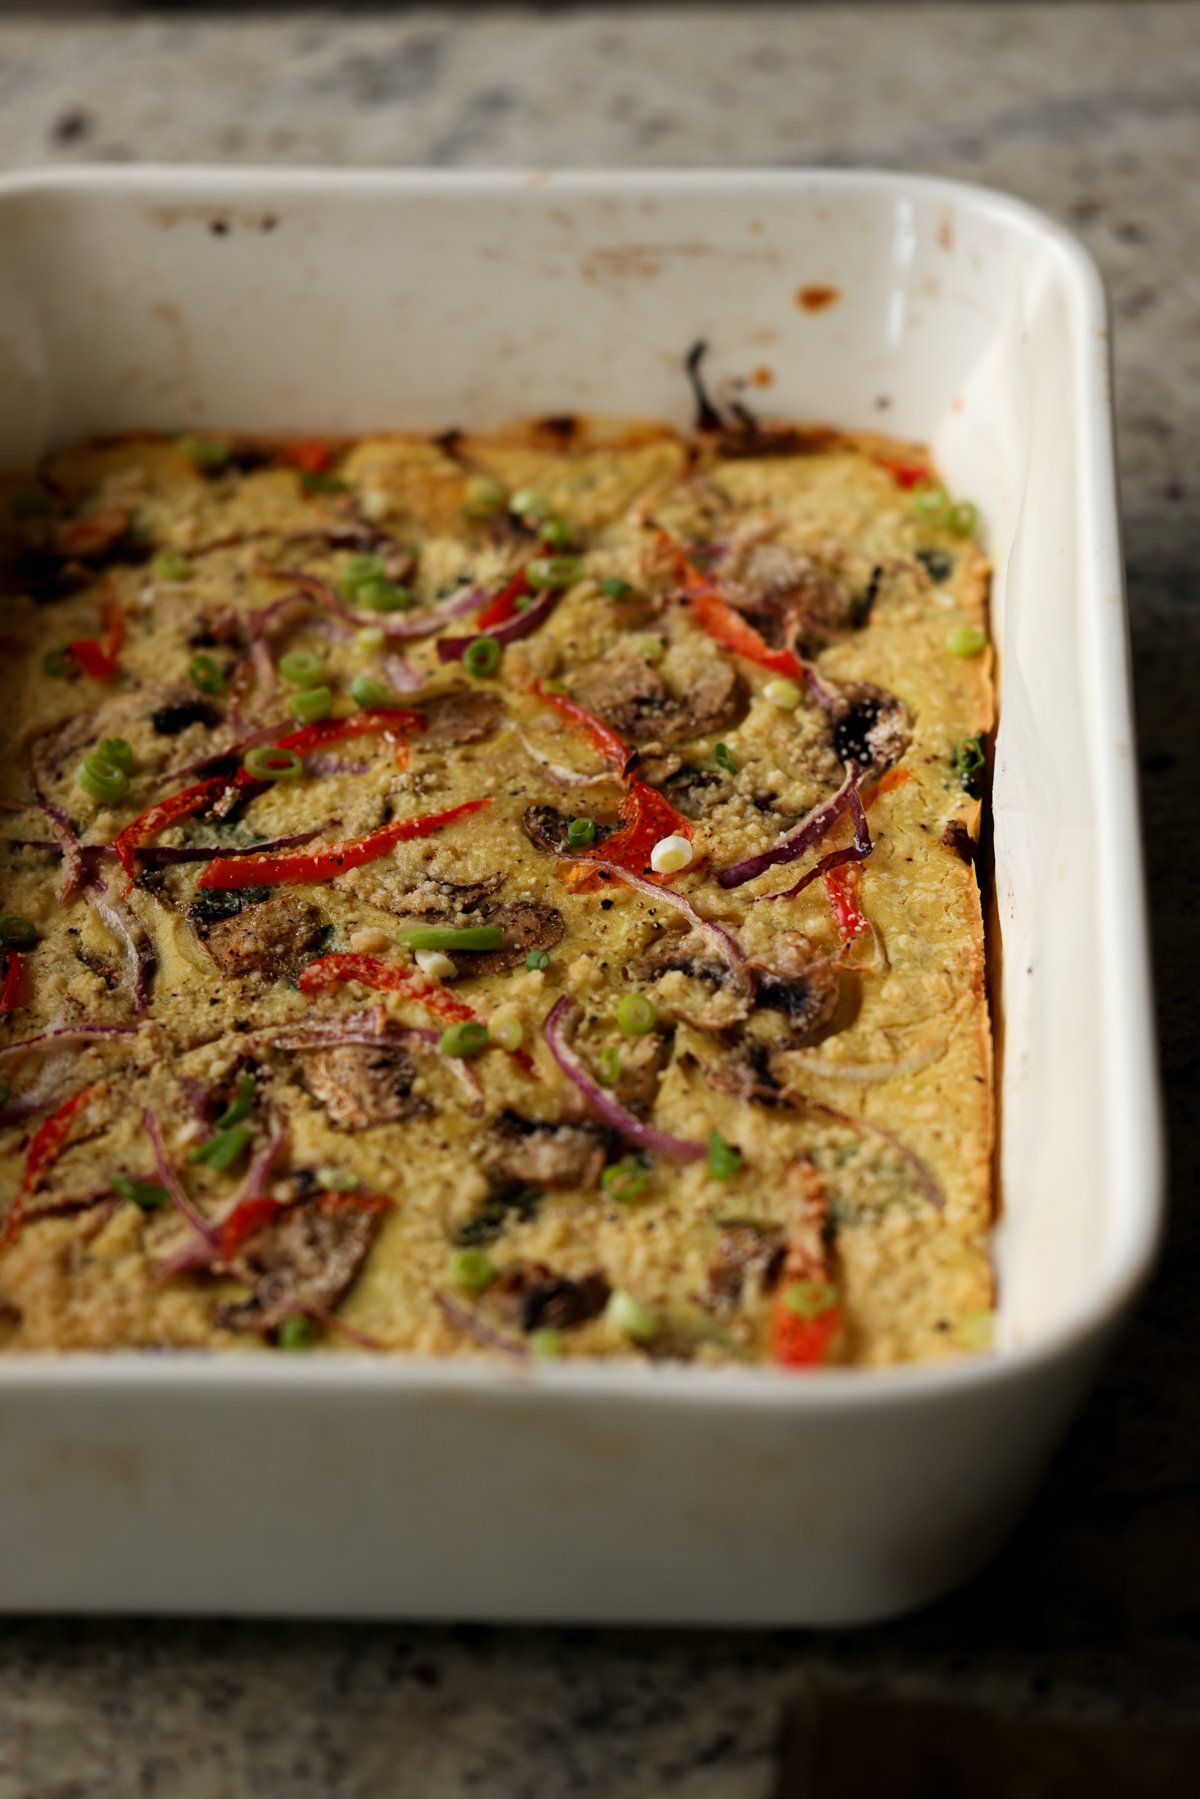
[0,166,1164,1403]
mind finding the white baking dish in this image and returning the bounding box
[0,168,1161,1624]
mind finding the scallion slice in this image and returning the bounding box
[243,745,303,781]
[279,648,325,690]
[75,754,129,804]
[402,925,505,953]
[188,653,225,696]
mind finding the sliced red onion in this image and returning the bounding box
[86,878,154,1014]
[265,567,485,640]
[144,1107,217,1246]
[758,785,874,903]
[0,796,86,902]
[0,1023,138,1065]
[716,764,860,890]
[306,755,370,779]
[137,826,328,867]
[0,1097,55,1128]
[382,652,424,693]
[435,1288,528,1360]
[305,1304,385,1351]
[583,860,754,1000]
[436,589,560,662]
[515,730,619,791]
[543,995,706,1163]
[788,1089,944,1211]
[236,1121,287,1201]
[169,718,290,781]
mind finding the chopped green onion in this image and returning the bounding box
[109,1176,168,1210]
[354,626,386,654]
[946,625,987,658]
[634,635,665,664]
[216,1074,257,1131]
[463,635,502,679]
[911,483,949,523]
[706,1130,742,1181]
[300,471,347,496]
[527,555,584,590]
[650,834,693,875]
[602,1158,650,1205]
[243,745,303,782]
[763,677,803,710]
[439,1021,489,1059]
[315,1165,359,1192]
[8,490,52,519]
[488,1012,524,1053]
[188,653,225,696]
[97,737,133,773]
[607,1288,658,1342]
[714,742,737,774]
[525,949,550,972]
[566,816,596,849]
[782,1279,838,1319]
[462,474,506,520]
[529,1328,564,1358]
[540,518,574,550]
[600,577,633,601]
[596,1046,621,1087]
[949,500,978,536]
[402,925,505,953]
[152,550,192,582]
[42,647,76,679]
[178,436,232,469]
[188,1125,253,1173]
[279,648,325,689]
[449,1247,496,1291]
[953,736,986,795]
[0,916,37,948]
[615,993,656,1036]
[341,552,387,593]
[357,579,412,613]
[509,488,551,521]
[75,755,129,804]
[287,685,333,724]
[278,1315,316,1351]
[349,674,394,709]
[514,594,534,613]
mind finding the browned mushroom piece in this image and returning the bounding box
[189,889,327,981]
[379,873,505,919]
[703,1224,786,1314]
[418,689,503,747]
[301,1043,430,1131]
[829,681,909,776]
[482,1109,607,1190]
[486,1259,612,1333]
[750,932,841,1047]
[520,805,617,857]
[570,652,748,745]
[634,927,754,1033]
[723,539,858,653]
[456,903,565,977]
[594,1033,667,1118]
[217,1192,388,1334]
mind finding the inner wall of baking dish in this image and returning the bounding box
[0,172,1114,1349]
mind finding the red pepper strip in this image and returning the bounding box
[529,680,639,779]
[658,533,807,682]
[298,953,477,1024]
[771,1159,843,1369]
[197,797,489,891]
[3,1082,103,1247]
[473,566,531,633]
[873,455,933,490]
[824,863,869,942]
[57,505,129,560]
[273,708,425,759]
[282,439,333,475]
[870,766,914,799]
[0,951,23,1014]
[219,1196,283,1260]
[67,595,126,682]
[114,774,243,881]
[563,780,692,892]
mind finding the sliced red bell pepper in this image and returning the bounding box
[0,950,23,1014]
[529,680,638,779]
[658,531,807,682]
[473,565,532,633]
[563,780,693,892]
[771,1159,843,1369]
[273,708,425,759]
[824,862,869,942]
[282,439,333,475]
[772,1299,842,1368]
[873,455,934,490]
[67,595,126,681]
[57,505,129,561]
[298,953,477,1024]
[114,773,245,880]
[870,766,914,799]
[3,1081,103,1247]
[218,1196,283,1260]
[197,797,489,890]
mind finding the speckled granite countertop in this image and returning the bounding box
[0,5,1197,1795]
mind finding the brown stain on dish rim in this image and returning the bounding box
[796,284,841,314]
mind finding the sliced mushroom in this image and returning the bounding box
[635,927,753,1032]
[654,763,728,819]
[829,681,909,777]
[418,689,503,746]
[569,653,747,744]
[301,1043,430,1131]
[487,1259,612,1333]
[482,1109,607,1190]
[723,539,857,653]
[217,1192,387,1334]
[189,888,327,981]
[703,1224,785,1314]
[750,933,841,1047]
[150,694,222,738]
[378,873,505,919]
[521,805,617,857]
[457,902,564,977]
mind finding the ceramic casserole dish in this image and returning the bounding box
[0,167,1162,1624]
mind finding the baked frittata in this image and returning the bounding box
[0,390,994,1366]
